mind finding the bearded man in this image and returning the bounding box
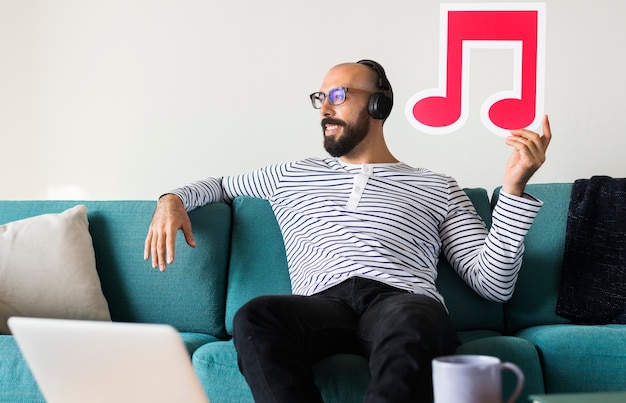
[144,60,552,402]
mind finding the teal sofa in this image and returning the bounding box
[1,183,625,402]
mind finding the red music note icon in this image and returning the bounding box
[406,3,546,136]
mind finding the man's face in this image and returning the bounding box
[317,64,375,158]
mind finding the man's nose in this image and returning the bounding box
[319,98,334,117]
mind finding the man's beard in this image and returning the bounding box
[322,109,371,158]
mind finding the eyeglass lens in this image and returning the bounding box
[328,88,346,105]
[310,88,347,109]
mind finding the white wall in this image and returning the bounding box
[1,0,625,200]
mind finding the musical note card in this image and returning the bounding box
[405,3,546,136]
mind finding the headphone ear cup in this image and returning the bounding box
[368,92,393,120]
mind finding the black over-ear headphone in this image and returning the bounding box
[357,59,393,120]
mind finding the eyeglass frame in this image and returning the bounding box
[309,87,373,109]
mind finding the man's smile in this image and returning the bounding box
[322,118,345,136]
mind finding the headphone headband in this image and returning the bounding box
[357,59,391,91]
[356,59,393,120]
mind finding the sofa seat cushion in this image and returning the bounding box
[0,336,45,402]
[192,340,253,403]
[179,332,220,355]
[456,335,546,401]
[457,329,503,344]
[517,324,626,393]
[192,340,369,403]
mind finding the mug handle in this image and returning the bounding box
[500,362,525,403]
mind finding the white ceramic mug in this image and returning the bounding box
[432,355,525,403]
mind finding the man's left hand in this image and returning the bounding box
[502,114,552,196]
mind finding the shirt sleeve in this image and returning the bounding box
[167,163,285,212]
[440,181,543,302]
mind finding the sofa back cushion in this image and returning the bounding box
[226,189,504,335]
[225,197,291,334]
[436,188,505,333]
[495,184,574,333]
[0,201,231,338]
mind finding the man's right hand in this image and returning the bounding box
[144,194,197,271]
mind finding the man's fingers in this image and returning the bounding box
[166,227,178,266]
[541,115,552,149]
[143,230,152,261]
[182,221,197,248]
[157,227,174,271]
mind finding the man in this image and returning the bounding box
[144,60,552,402]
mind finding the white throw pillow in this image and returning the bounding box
[0,205,111,334]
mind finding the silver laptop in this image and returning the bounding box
[8,317,209,403]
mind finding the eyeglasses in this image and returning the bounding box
[309,87,373,109]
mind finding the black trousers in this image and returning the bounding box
[232,277,460,403]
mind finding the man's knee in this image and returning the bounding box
[233,295,280,336]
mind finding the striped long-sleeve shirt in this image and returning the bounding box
[170,157,542,307]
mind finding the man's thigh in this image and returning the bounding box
[233,293,361,360]
[356,292,458,353]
